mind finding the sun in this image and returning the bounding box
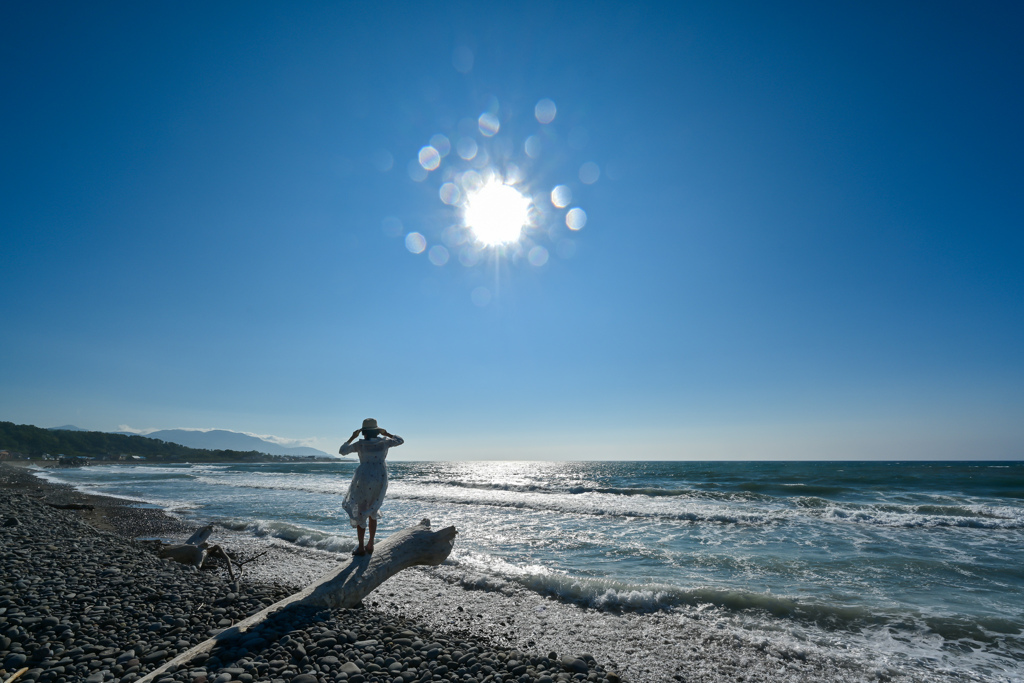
[463,181,531,246]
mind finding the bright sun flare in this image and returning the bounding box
[463,181,531,246]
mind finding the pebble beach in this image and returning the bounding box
[2,462,1000,683]
[0,463,624,683]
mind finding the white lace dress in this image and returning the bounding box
[340,435,403,529]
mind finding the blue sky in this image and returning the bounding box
[2,2,1022,460]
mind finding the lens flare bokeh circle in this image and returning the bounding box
[391,95,594,304]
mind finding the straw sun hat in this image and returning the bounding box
[361,418,384,436]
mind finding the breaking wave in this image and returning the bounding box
[217,518,355,554]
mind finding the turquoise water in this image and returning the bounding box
[38,460,1024,678]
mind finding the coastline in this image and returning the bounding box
[1,461,197,538]
[2,462,999,683]
[1,463,623,683]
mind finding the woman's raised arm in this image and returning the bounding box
[339,428,362,455]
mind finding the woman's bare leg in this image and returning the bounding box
[367,518,377,553]
[354,524,366,555]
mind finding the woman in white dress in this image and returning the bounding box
[339,418,403,556]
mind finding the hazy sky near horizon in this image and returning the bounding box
[2,3,1022,460]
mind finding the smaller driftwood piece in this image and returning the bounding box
[137,519,458,683]
[154,524,236,582]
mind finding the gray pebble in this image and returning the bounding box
[562,656,590,674]
[4,652,27,668]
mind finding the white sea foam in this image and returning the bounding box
[391,562,1024,683]
[179,470,1024,531]
[217,518,356,553]
[820,503,1024,529]
[30,467,200,513]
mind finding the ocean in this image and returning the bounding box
[35,460,1024,681]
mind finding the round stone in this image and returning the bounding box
[4,652,28,669]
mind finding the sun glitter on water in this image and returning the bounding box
[462,181,532,246]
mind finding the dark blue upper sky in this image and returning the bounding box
[2,2,1022,458]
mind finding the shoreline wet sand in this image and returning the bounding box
[1,462,964,682]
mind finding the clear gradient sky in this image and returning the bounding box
[2,3,1022,460]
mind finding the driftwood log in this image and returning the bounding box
[44,502,94,511]
[137,519,457,683]
[4,666,29,683]
[156,543,206,567]
[155,525,236,582]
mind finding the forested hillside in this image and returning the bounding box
[0,421,303,461]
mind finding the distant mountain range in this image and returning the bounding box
[48,425,329,457]
[142,429,329,457]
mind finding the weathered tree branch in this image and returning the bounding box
[156,543,206,567]
[3,666,29,683]
[154,525,234,580]
[137,519,457,683]
[233,548,270,571]
[206,544,236,582]
[186,525,214,546]
[44,502,94,511]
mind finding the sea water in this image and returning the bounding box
[36,460,1024,680]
